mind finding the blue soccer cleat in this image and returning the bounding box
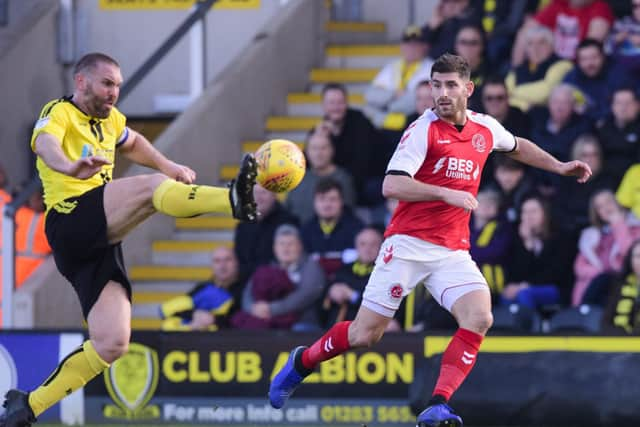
[416,403,463,427]
[269,346,309,409]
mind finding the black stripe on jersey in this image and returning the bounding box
[494,136,518,153]
[95,121,104,142]
[386,170,411,177]
[40,98,65,119]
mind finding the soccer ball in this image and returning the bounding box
[254,139,306,193]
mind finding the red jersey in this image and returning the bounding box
[385,109,516,250]
[535,0,614,59]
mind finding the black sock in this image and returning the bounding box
[293,348,313,376]
[428,394,447,406]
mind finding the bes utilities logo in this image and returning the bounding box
[104,342,160,420]
[433,157,479,181]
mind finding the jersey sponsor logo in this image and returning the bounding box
[389,284,403,299]
[34,117,50,130]
[382,245,393,264]
[471,134,486,153]
[433,157,480,181]
[437,139,451,144]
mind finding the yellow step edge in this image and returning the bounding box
[326,21,386,33]
[287,93,364,104]
[132,291,182,304]
[132,318,163,330]
[220,165,239,180]
[266,116,321,131]
[130,265,212,281]
[326,45,400,56]
[242,140,305,153]
[175,216,238,230]
[152,240,233,252]
[310,68,378,83]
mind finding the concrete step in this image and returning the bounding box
[286,92,364,116]
[130,265,213,282]
[173,230,235,241]
[325,45,400,68]
[152,251,212,267]
[310,68,378,84]
[127,116,174,143]
[326,21,387,44]
[132,281,197,293]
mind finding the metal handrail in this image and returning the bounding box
[2,0,219,328]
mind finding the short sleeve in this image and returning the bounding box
[590,1,614,24]
[31,104,68,151]
[386,115,430,177]
[534,2,559,28]
[488,116,517,152]
[110,107,129,147]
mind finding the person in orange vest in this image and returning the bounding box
[14,188,51,287]
[0,163,11,326]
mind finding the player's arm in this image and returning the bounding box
[34,133,111,180]
[117,128,196,183]
[506,136,592,183]
[382,173,478,210]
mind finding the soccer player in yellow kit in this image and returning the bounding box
[0,52,257,427]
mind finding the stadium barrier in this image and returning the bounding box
[1,331,639,426]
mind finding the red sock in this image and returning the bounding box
[432,328,484,401]
[301,321,352,370]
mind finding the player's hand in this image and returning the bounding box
[443,189,478,210]
[163,161,196,184]
[190,310,215,330]
[67,156,111,179]
[328,283,353,304]
[559,160,592,183]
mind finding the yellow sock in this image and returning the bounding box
[29,340,109,417]
[152,179,232,217]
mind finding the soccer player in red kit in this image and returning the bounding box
[269,53,591,427]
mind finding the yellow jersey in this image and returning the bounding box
[30,97,128,214]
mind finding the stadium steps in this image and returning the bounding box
[129,20,390,329]
[127,116,174,143]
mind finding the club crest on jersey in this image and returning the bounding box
[389,284,403,299]
[471,133,486,153]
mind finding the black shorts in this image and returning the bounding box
[45,185,131,318]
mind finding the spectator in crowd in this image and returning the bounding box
[529,83,593,188]
[321,83,385,206]
[300,178,364,278]
[364,26,434,129]
[503,194,575,309]
[596,87,640,184]
[573,189,640,306]
[322,226,383,326]
[232,224,325,331]
[477,0,530,70]
[512,0,614,65]
[552,134,616,234]
[469,188,513,301]
[482,77,531,138]
[422,0,480,59]
[453,24,490,110]
[234,184,298,277]
[505,25,573,112]
[617,163,640,219]
[384,197,399,226]
[404,80,434,128]
[602,238,640,334]
[14,186,51,287]
[563,38,637,123]
[160,247,241,331]
[606,0,640,74]
[286,128,356,223]
[489,154,536,222]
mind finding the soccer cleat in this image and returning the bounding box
[228,153,258,222]
[269,346,309,409]
[416,403,463,427]
[0,390,36,427]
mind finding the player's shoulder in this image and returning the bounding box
[404,109,438,137]
[38,97,73,118]
[466,109,503,130]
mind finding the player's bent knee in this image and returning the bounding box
[469,311,493,334]
[93,333,130,363]
[146,173,168,198]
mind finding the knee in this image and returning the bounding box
[92,332,130,363]
[146,173,168,198]
[460,310,493,335]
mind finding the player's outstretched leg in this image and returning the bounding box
[0,390,36,427]
[268,346,311,409]
[416,403,463,427]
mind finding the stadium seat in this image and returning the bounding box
[491,303,542,333]
[548,305,603,334]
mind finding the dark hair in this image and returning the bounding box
[622,239,640,277]
[482,75,507,89]
[74,52,120,75]
[322,82,348,98]
[576,38,604,53]
[314,177,343,197]
[431,53,470,80]
[493,154,524,171]
[417,79,431,88]
[612,86,640,102]
[518,193,552,240]
[455,23,487,48]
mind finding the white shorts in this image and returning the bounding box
[362,234,489,317]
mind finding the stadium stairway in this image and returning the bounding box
[129,20,399,330]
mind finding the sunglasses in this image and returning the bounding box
[483,95,507,102]
[457,39,481,46]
